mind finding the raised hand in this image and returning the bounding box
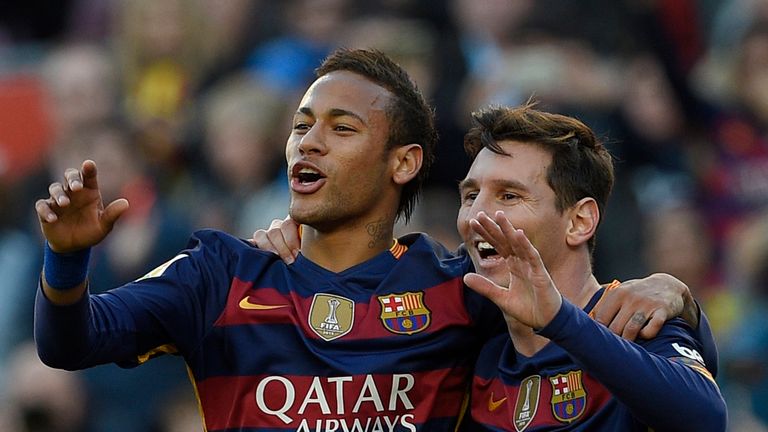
[35,160,129,253]
[463,211,563,330]
[251,216,301,264]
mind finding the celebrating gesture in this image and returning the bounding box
[463,210,564,330]
[35,160,129,253]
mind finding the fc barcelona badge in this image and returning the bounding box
[308,293,355,341]
[378,292,431,335]
[549,370,587,423]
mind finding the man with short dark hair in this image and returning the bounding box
[459,104,726,430]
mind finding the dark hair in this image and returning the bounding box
[316,48,437,222]
[464,102,614,253]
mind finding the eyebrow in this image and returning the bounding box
[458,177,528,191]
[458,178,477,192]
[296,107,366,125]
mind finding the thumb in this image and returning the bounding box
[464,273,506,305]
[102,198,130,230]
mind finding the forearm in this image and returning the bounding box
[36,243,102,369]
[41,278,87,305]
[538,300,727,431]
[34,283,95,370]
[34,284,141,370]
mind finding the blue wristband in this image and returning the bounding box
[43,243,91,290]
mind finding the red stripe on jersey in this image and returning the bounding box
[197,367,470,430]
[215,277,471,340]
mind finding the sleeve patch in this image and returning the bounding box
[671,342,705,364]
[136,254,189,281]
[671,356,716,383]
[136,343,179,364]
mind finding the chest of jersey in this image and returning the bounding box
[189,252,485,431]
[470,341,644,432]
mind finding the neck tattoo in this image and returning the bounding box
[366,218,388,249]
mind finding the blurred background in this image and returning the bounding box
[0,0,766,430]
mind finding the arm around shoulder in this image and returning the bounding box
[540,300,727,431]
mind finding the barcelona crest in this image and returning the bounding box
[549,370,587,423]
[378,292,431,335]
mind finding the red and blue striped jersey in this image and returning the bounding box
[35,230,503,431]
[465,288,727,431]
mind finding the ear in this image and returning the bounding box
[566,197,599,247]
[391,143,423,185]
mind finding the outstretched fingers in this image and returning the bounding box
[102,198,130,230]
[48,182,69,209]
[474,210,544,276]
[63,167,82,192]
[36,198,59,223]
[44,161,99,215]
[470,211,513,258]
[79,160,99,191]
[493,211,532,266]
[464,272,507,304]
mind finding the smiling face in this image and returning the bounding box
[457,140,570,285]
[285,71,399,231]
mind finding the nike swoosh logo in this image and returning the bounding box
[488,392,507,412]
[238,297,290,310]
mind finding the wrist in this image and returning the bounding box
[536,298,573,338]
[538,295,563,330]
[43,243,91,290]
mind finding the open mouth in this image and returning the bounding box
[296,167,324,184]
[477,241,500,260]
[290,162,327,194]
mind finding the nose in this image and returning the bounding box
[297,123,326,156]
[467,191,494,220]
[458,191,489,236]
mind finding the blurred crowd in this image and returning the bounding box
[0,0,767,430]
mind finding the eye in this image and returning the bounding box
[293,122,310,131]
[500,192,520,201]
[333,124,356,133]
[461,191,478,204]
[501,192,520,201]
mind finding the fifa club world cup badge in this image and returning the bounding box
[378,292,431,335]
[513,375,541,431]
[549,371,587,423]
[308,293,355,341]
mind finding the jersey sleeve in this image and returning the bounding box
[693,300,719,377]
[35,229,241,370]
[533,299,727,431]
